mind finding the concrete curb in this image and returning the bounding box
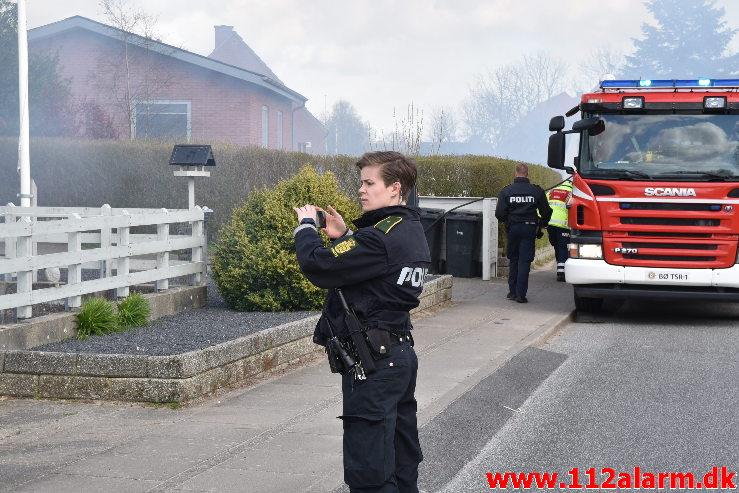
[0,275,453,403]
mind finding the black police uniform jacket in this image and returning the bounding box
[294,205,431,346]
[495,177,553,227]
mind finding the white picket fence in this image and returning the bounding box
[0,204,206,319]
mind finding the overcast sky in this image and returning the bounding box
[26,0,739,135]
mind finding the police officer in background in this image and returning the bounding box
[293,151,430,493]
[495,163,552,303]
[546,179,573,282]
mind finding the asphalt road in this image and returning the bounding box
[421,297,739,492]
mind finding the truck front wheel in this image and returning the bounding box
[574,292,603,313]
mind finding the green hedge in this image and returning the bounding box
[0,138,561,240]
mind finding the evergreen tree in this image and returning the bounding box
[624,0,739,78]
[0,0,75,137]
[323,100,370,157]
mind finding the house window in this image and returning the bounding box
[133,100,191,140]
[262,105,269,147]
[277,110,283,149]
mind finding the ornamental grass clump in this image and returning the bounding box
[75,298,119,340]
[212,165,361,311]
[117,292,151,329]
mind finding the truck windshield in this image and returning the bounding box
[580,114,739,180]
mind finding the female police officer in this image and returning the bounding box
[293,151,430,493]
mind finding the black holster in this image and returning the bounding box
[325,336,357,374]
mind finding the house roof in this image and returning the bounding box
[209,25,282,83]
[28,15,307,104]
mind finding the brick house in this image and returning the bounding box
[28,16,327,154]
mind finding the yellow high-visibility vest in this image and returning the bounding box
[547,182,572,229]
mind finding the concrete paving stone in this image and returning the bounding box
[38,374,111,400]
[1,437,110,466]
[3,350,77,375]
[13,474,159,493]
[76,353,149,377]
[268,360,337,387]
[176,467,317,493]
[60,451,201,481]
[108,377,182,402]
[221,432,342,475]
[232,381,339,409]
[148,355,187,379]
[187,405,300,428]
[0,462,50,487]
[111,427,261,460]
[0,372,37,397]
[291,414,343,437]
[0,351,4,371]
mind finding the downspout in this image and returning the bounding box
[292,101,305,152]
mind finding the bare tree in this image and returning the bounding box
[578,46,625,89]
[91,0,178,139]
[425,106,458,154]
[462,51,568,150]
[375,103,424,156]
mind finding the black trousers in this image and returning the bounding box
[507,223,537,298]
[341,340,422,493]
[547,225,570,272]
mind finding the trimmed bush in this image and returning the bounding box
[76,298,119,340]
[117,292,151,329]
[211,165,362,311]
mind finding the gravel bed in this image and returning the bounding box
[33,279,318,356]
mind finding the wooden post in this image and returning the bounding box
[117,210,131,298]
[67,213,82,309]
[16,217,32,319]
[3,203,17,282]
[31,181,38,283]
[100,204,112,279]
[191,207,203,285]
[156,208,169,292]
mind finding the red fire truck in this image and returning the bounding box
[547,78,739,312]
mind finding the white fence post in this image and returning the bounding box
[117,210,131,298]
[31,182,38,283]
[67,214,82,309]
[156,208,169,292]
[191,206,204,286]
[3,203,17,282]
[100,204,112,279]
[16,217,33,319]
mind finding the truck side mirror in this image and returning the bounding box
[572,117,602,133]
[547,132,566,169]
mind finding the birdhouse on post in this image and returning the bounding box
[170,145,216,209]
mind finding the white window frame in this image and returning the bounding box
[262,105,269,148]
[277,110,283,149]
[131,100,192,141]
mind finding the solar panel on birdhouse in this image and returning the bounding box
[169,145,216,166]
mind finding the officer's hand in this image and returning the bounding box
[321,205,348,239]
[536,228,544,239]
[294,204,318,224]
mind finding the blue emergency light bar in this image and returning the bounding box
[601,79,739,89]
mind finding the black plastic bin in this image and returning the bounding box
[445,212,482,277]
[419,207,445,274]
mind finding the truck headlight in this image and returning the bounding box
[568,243,603,259]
